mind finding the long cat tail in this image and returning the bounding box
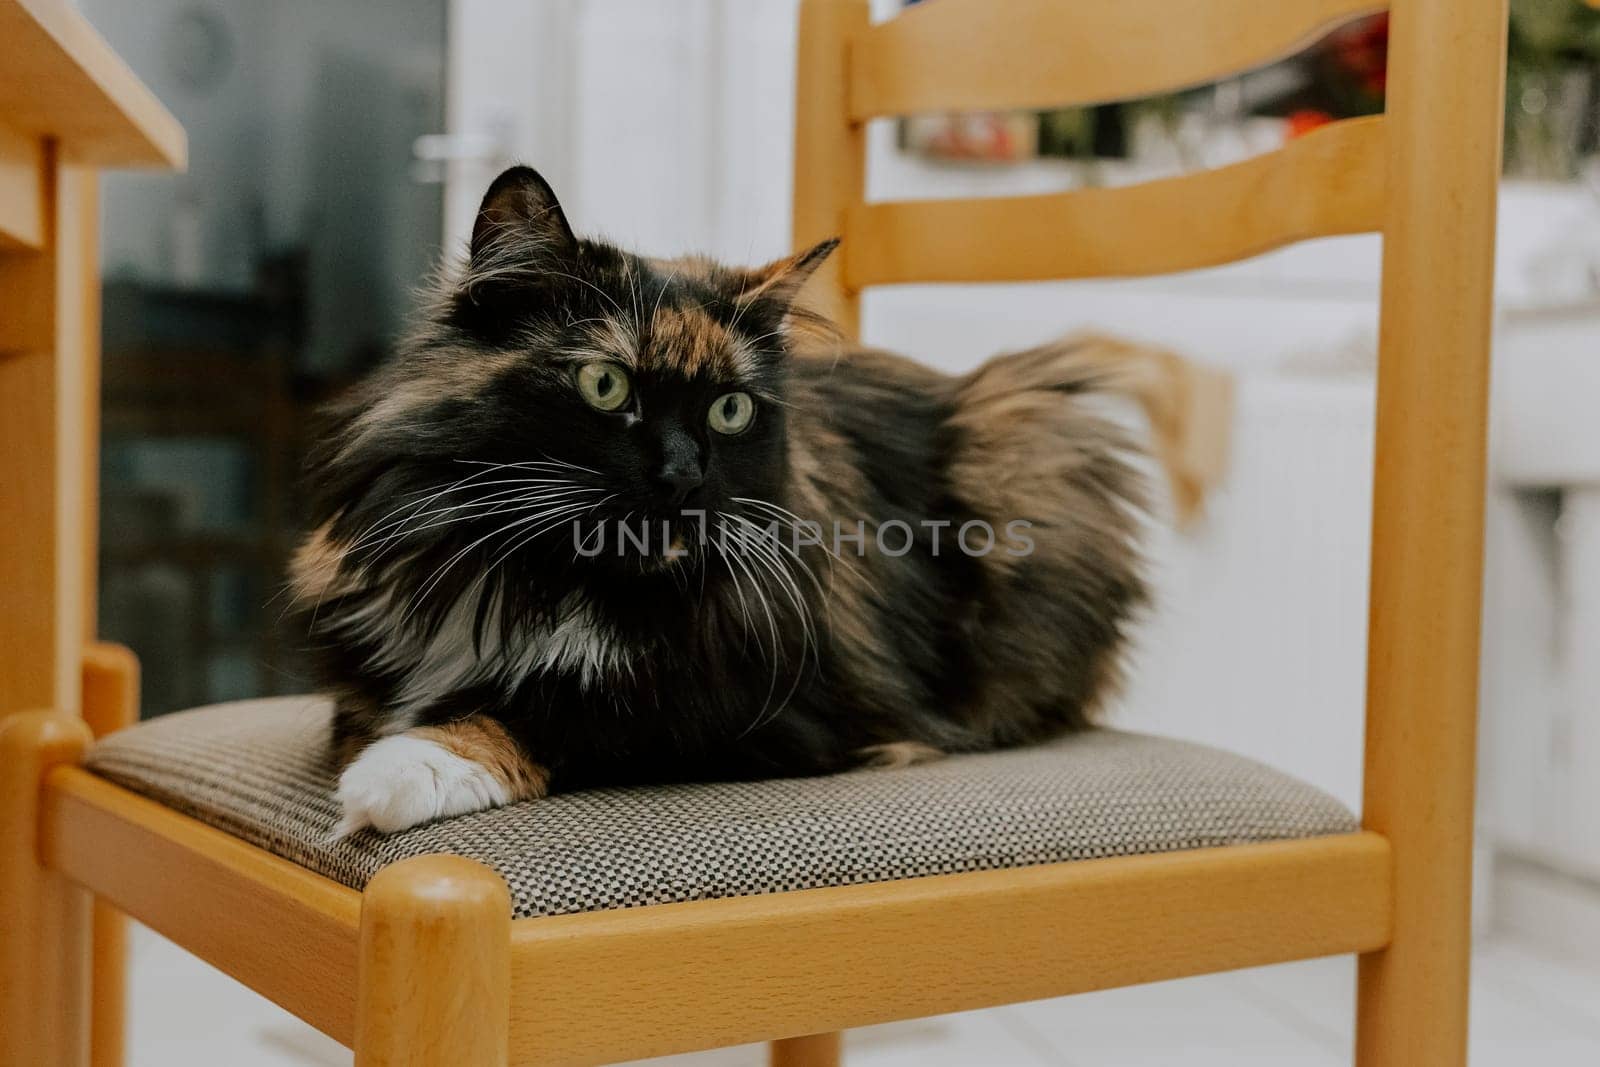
[958,332,1232,526]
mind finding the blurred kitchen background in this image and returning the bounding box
[83,0,445,712]
[82,0,1600,1063]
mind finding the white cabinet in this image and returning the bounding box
[1482,289,1600,885]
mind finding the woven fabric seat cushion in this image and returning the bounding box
[87,697,1356,919]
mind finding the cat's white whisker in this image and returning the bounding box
[709,528,754,656]
[455,455,605,478]
[722,509,827,603]
[359,485,596,565]
[346,466,578,562]
[626,257,644,328]
[649,265,681,327]
[721,513,817,651]
[398,495,604,626]
[482,493,616,579]
[467,263,625,318]
[353,480,589,553]
[346,461,526,555]
[734,327,788,351]
[716,519,787,736]
[732,496,877,594]
[720,512,815,734]
[302,463,552,633]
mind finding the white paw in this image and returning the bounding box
[334,735,510,836]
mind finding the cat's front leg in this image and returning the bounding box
[334,714,547,835]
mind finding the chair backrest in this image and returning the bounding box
[798,0,1396,326]
[792,0,1507,992]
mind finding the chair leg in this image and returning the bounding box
[88,901,126,1067]
[1,711,95,1067]
[82,643,139,1067]
[1354,747,1473,1064]
[770,1032,842,1067]
[1355,931,1471,1066]
[355,855,511,1067]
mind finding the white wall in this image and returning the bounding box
[446,0,802,265]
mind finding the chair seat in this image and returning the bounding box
[86,697,1356,919]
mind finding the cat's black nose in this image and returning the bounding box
[655,425,704,505]
[656,461,703,505]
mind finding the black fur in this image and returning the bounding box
[291,166,1148,793]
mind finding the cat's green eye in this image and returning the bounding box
[708,391,755,435]
[576,362,631,412]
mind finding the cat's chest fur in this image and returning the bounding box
[374,586,637,728]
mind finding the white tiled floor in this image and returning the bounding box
[128,924,1600,1066]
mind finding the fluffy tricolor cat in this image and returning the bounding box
[290,166,1147,835]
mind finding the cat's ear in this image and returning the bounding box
[733,238,839,308]
[469,166,577,265]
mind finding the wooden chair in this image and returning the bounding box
[1,1,184,1062]
[2,0,1506,1064]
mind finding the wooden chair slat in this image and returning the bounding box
[844,116,1384,288]
[849,0,1386,118]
